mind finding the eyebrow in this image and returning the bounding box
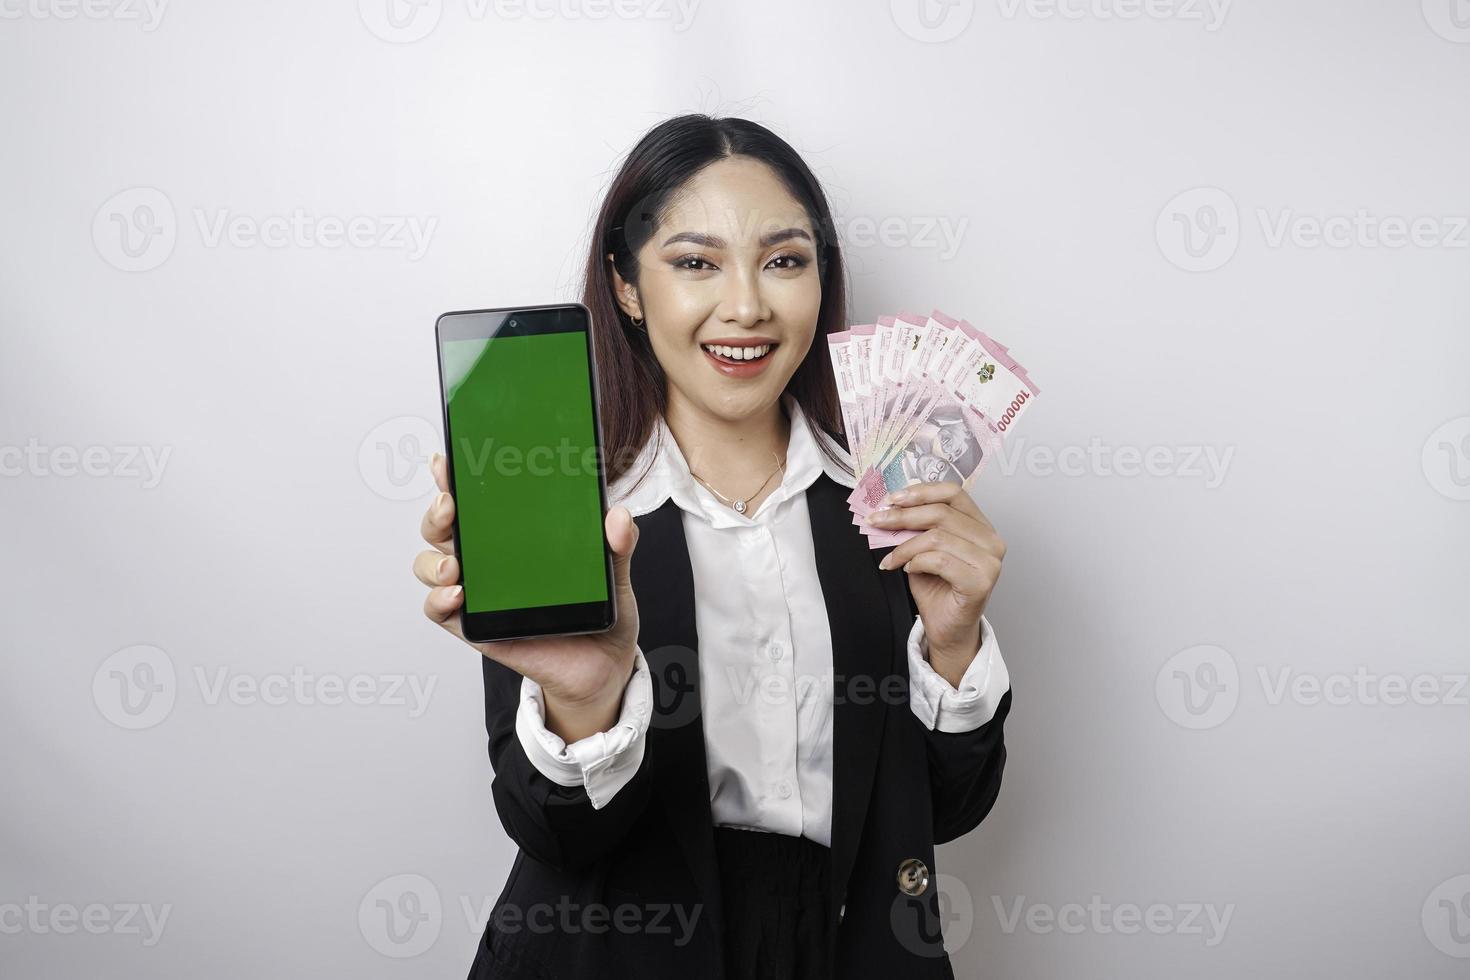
[660,227,813,249]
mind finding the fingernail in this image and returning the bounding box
[446,585,462,600]
[435,556,450,581]
[871,509,892,524]
[435,492,450,516]
[431,451,442,468]
[889,490,910,504]
[878,554,892,570]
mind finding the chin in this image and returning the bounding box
[704,377,789,417]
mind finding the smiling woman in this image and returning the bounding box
[414,114,1013,980]
[583,121,852,493]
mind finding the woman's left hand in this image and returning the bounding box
[869,480,1006,677]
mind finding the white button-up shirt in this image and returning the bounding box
[513,392,1010,848]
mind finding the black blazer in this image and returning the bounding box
[467,472,1012,979]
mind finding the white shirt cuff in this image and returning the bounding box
[908,615,1010,733]
[513,646,653,809]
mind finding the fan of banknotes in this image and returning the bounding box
[826,309,1039,549]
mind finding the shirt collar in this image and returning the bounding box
[610,391,857,526]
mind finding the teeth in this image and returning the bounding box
[703,343,772,361]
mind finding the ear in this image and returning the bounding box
[606,252,643,321]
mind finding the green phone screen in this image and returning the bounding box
[443,331,607,614]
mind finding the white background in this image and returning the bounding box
[3,1,1469,976]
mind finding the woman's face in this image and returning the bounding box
[612,156,822,425]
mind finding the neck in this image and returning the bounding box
[664,389,791,500]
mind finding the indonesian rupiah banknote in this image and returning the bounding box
[826,309,1039,549]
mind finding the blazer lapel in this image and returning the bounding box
[630,499,725,973]
[630,477,902,956]
[807,473,901,915]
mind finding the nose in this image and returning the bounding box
[716,266,770,329]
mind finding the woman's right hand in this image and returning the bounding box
[414,451,642,743]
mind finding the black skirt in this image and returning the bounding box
[712,826,835,980]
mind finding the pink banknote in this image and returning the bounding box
[829,308,1038,549]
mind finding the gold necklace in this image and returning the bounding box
[689,453,786,515]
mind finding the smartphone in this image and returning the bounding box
[435,303,616,643]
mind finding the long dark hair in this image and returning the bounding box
[582,114,850,487]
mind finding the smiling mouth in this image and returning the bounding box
[701,342,775,364]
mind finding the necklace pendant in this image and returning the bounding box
[734,499,747,514]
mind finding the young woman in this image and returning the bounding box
[413,114,1013,980]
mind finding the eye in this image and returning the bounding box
[672,254,716,271]
[767,252,808,271]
